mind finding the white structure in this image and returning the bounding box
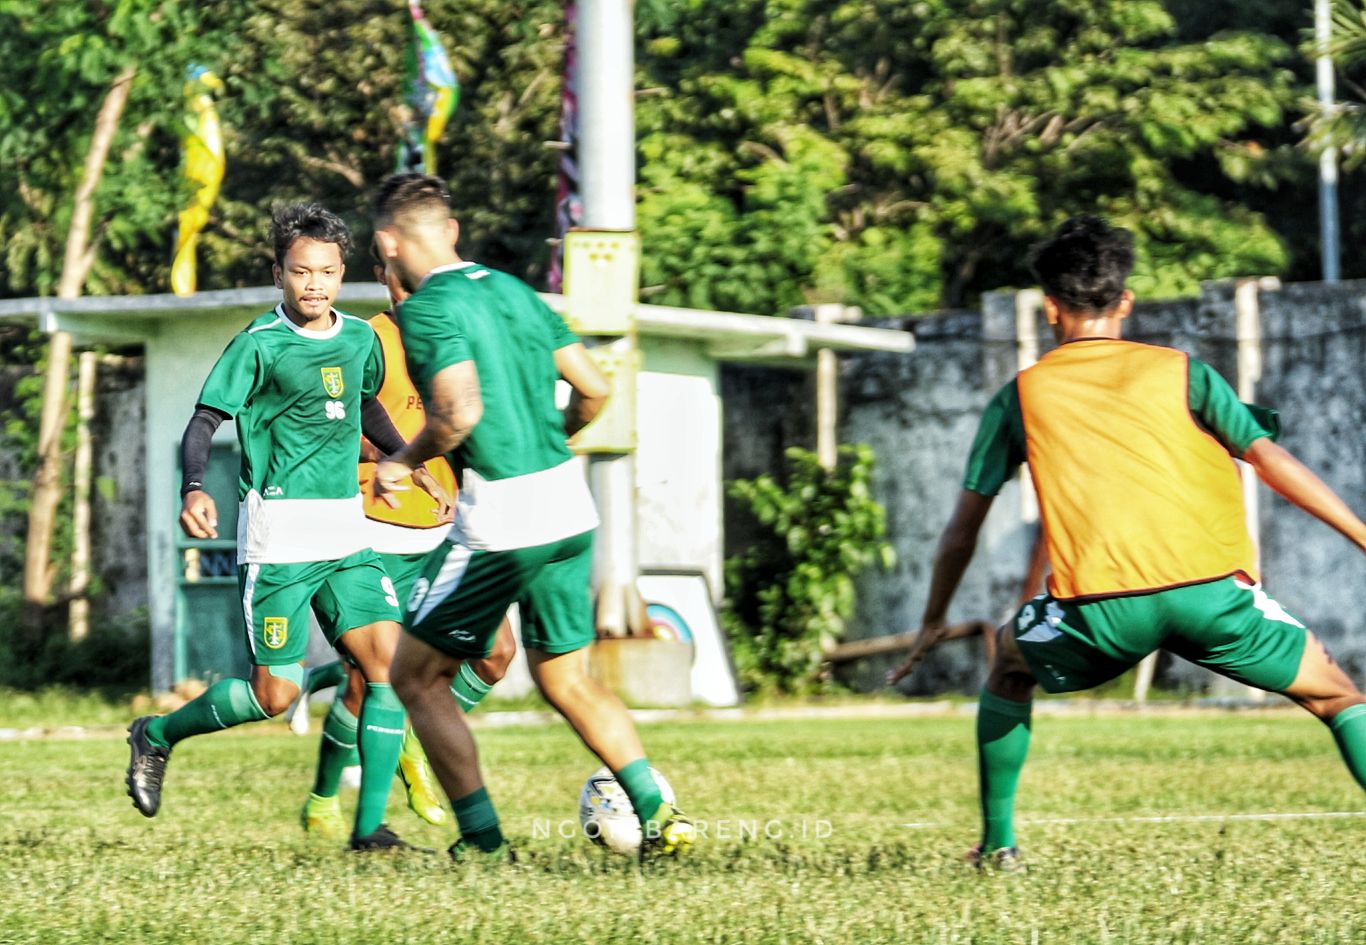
[0,286,912,700]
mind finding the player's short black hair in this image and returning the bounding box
[371,172,451,228]
[1029,215,1136,313]
[270,203,353,267]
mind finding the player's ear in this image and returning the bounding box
[447,217,460,249]
[1041,296,1061,326]
[374,228,398,259]
[1115,289,1134,320]
[272,264,282,289]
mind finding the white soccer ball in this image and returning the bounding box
[577,765,676,855]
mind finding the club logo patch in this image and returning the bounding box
[320,367,344,398]
[263,616,289,649]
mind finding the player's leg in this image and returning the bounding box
[391,632,506,855]
[453,615,516,711]
[396,614,515,825]
[983,592,1148,867]
[522,531,693,854]
[315,551,408,847]
[1166,577,1366,792]
[1280,633,1366,790]
[126,563,313,817]
[374,549,448,825]
[301,664,364,838]
[974,622,1036,866]
[335,619,407,845]
[393,540,534,856]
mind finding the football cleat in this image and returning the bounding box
[448,839,517,865]
[397,730,449,826]
[966,843,1025,873]
[639,803,696,859]
[349,824,431,853]
[125,716,171,817]
[300,793,347,839]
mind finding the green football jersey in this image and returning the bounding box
[197,304,384,563]
[397,263,597,550]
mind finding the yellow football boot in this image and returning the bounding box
[640,802,697,859]
[300,792,347,839]
[397,728,449,826]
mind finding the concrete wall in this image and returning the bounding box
[723,280,1366,693]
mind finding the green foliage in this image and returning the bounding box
[0,1,230,296]
[637,0,1301,312]
[0,590,149,695]
[723,444,894,695]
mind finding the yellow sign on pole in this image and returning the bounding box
[562,229,639,335]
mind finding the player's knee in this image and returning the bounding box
[251,679,298,717]
[480,635,516,682]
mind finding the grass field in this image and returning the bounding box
[1,708,1362,944]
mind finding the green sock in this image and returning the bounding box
[354,683,406,837]
[615,758,665,827]
[452,786,504,851]
[304,661,347,696]
[977,689,1032,852]
[1330,703,1366,791]
[145,678,269,748]
[451,662,493,713]
[311,696,359,798]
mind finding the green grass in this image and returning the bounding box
[0,711,1362,944]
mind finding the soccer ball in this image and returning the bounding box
[577,765,676,855]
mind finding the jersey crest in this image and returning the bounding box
[320,367,344,398]
[263,616,289,649]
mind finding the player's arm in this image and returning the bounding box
[886,489,995,685]
[179,405,229,539]
[1244,439,1366,554]
[888,380,1024,685]
[555,342,610,437]
[374,360,481,505]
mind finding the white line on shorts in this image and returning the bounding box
[899,810,1366,829]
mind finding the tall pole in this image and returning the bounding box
[577,0,644,636]
[1317,0,1341,283]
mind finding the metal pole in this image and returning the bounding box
[814,304,842,471]
[1317,0,1341,283]
[68,351,98,643]
[578,0,644,636]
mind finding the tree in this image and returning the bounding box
[636,0,1304,313]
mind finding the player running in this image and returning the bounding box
[301,244,518,836]
[369,172,695,860]
[125,204,422,850]
[890,215,1366,871]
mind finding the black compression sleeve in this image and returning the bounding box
[360,397,408,457]
[180,406,228,496]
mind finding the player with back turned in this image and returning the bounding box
[889,215,1366,871]
[369,172,695,860]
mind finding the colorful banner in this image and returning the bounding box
[398,1,459,175]
[548,3,582,293]
[171,66,224,297]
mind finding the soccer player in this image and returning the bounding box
[125,203,422,851]
[301,247,519,836]
[889,215,1366,871]
[369,172,695,860]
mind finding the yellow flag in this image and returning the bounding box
[171,67,225,297]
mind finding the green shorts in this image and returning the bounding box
[376,550,431,611]
[1012,576,1309,694]
[238,549,403,667]
[404,529,594,660]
